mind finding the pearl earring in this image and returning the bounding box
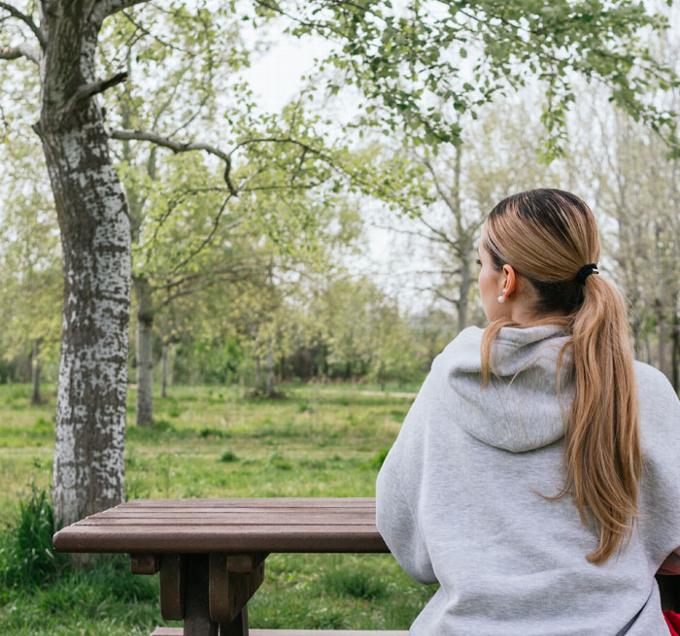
[497,293,505,304]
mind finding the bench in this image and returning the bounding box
[52,497,680,636]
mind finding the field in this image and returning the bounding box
[0,381,437,635]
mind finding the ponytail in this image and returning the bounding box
[553,274,641,563]
[480,188,642,565]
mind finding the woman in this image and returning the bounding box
[375,188,680,635]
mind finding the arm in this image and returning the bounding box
[375,361,442,586]
[376,453,438,585]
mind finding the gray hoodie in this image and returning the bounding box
[375,324,680,635]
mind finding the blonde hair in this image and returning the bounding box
[481,188,641,565]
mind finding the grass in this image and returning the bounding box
[0,381,435,635]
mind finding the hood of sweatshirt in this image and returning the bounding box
[441,324,575,453]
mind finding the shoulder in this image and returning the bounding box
[633,360,679,406]
[633,361,680,455]
[431,326,483,372]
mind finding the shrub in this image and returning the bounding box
[219,450,238,463]
[200,427,229,439]
[0,485,67,589]
[321,569,387,600]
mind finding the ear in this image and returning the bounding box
[501,264,517,297]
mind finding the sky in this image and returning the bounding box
[243,27,444,317]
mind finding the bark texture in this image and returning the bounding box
[37,3,131,526]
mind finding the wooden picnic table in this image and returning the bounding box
[52,497,401,636]
[53,497,680,636]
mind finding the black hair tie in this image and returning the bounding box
[575,263,599,284]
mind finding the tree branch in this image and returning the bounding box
[367,221,450,245]
[94,0,150,22]
[0,42,39,64]
[228,136,335,165]
[61,71,128,118]
[110,128,238,196]
[0,2,45,48]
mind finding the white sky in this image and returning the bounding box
[244,30,441,316]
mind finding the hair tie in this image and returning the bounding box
[575,263,599,284]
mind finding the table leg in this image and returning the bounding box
[209,552,266,634]
[219,605,248,636]
[159,553,266,636]
[184,554,218,636]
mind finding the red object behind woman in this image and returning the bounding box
[665,610,680,636]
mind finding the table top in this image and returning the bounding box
[52,497,389,554]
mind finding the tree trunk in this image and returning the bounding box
[672,301,679,393]
[31,338,41,406]
[39,8,131,527]
[254,354,261,392]
[644,333,652,365]
[161,341,171,398]
[457,255,471,333]
[266,338,275,397]
[134,275,154,426]
[631,318,643,360]
[656,300,669,379]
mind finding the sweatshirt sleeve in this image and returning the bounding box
[375,360,440,586]
[636,362,680,572]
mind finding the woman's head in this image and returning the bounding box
[478,188,641,567]
[477,189,600,323]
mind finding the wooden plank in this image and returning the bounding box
[131,553,159,574]
[92,507,375,514]
[152,630,408,636]
[208,553,230,624]
[124,504,373,510]
[77,515,376,525]
[126,498,375,506]
[54,526,388,554]
[97,509,374,516]
[208,552,263,626]
[227,553,267,574]
[160,555,184,621]
[107,504,374,510]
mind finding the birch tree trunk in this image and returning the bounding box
[134,275,154,426]
[36,5,131,527]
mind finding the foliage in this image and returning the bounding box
[321,567,388,600]
[0,139,62,382]
[261,0,679,160]
[0,485,67,590]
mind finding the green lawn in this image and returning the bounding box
[0,382,436,635]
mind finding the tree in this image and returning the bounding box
[0,0,676,527]
[0,140,62,404]
[367,100,563,331]
[587,107,680,387]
